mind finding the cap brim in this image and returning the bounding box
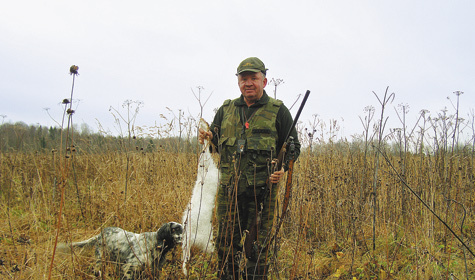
[236,68,261,75]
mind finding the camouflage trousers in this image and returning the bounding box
[215,179,278,279]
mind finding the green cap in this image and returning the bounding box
[236,57,268,75]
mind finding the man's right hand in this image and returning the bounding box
[198,128,213,144]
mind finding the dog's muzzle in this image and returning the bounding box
[174,233,183,244]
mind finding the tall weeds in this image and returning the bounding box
[0,85,474,279]
[48,65,80,279]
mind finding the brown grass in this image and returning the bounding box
[1,143,474,279]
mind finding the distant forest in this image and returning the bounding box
[0,122,199,154]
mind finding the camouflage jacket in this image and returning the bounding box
[210,91,301,187]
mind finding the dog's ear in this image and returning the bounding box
[159,222,170,234]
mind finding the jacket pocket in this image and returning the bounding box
[245,161,269,187]
[218,136,236,186]
[246,135,276,153]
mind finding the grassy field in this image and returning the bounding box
[1,138,474,279]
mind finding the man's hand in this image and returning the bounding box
[198,128,213,144]
[269,168,285,184]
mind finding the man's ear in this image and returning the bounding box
[263,77,268,88]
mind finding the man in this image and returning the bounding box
[199,57,300,279]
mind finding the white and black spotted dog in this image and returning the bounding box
[59,222,183,279]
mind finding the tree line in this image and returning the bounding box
[0,122,199,154]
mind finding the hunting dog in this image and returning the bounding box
[59,222,183,279]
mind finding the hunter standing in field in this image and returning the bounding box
[198,57,301,279]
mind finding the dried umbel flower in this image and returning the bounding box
[62,99,70,104]
[67,108,75,115]
[70,65,79,75]
[66,146,77,152]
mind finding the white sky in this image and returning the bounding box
[1,0,474,140]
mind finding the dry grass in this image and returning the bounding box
[286,145,475,279]
[1,150,195,279]
[1,142,474,279]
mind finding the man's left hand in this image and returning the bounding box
[269,168,285,184]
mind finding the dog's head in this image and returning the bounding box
[169,222,183,244]
[158,222,183,246]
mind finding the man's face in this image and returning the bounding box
[238,71,267,106]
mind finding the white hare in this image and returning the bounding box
[181,119,219,275]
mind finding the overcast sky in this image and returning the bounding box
[1,0,474,140]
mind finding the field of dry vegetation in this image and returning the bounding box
[1,85,474,279]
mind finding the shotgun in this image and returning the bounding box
[243,90,310,258]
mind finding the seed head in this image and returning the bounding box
[69,65,79,75]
